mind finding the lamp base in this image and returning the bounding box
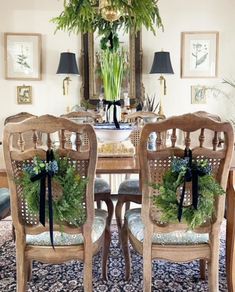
[158,99,164,116]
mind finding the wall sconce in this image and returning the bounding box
[150,51,174,115]
[56,52,79,96]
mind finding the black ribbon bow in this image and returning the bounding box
[104,100,121,129]
[177,148,201,222]
[30,150,55,248]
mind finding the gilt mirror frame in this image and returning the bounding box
[80,31,143,105]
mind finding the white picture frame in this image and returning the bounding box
[4,33,42,80]
[181,31,219,78]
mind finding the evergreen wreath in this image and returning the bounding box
[151,156,225,229]
[20,152,88,227]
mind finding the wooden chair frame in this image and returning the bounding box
[121,113,234,291]
[3,115,110,291]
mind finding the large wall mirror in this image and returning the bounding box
[80,31,143,104]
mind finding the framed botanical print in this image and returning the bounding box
[4,33,42,80]
[17,85,32,104]
[181,31,219,78]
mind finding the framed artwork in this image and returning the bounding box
[4,33,42,80]
[191,85,206,104]
[17,85,32,104]
[181,31,219,78]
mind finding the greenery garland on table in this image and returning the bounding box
[151,157,225,229]
[20,153,87,227]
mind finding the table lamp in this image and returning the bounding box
[150,51,174,115]
[56,52,79,96]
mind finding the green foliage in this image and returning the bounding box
[98,48,128,101]
[51,0,163,46]
[151,159,225,229]
[223,78,235,88]
[20,155,88,227]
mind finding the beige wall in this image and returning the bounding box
[0,0,235,166]
[0,0,81,133]
[143,0,235,119]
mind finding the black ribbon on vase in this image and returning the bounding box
[30,149,55,248]
[104,100,121,129]
[177,148,201,222]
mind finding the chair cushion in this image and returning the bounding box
[118,179,140,195]
[95,177,111,193]
[0,188,10,215]
[26,209,107,246]
[126,208,209,245]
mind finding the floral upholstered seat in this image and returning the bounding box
[0,188,10,220]
[95,178,111,193]
[26,209,107,246]
[126,208,209,245]
[118,179,140,195]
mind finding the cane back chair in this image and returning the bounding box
[121,113,234,291]
[3,115,110,292]
[115,111,165,235]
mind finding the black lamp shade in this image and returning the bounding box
[56,52,79,75]
[150,51,174,74]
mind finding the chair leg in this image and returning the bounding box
[96,199,102,209]
[125,201,131,212]
[26,260,32,281]
[83,248,93,292]
[207,236,220,292]
[102,224,111,280]
[115,199,125,237]
[199,259,206,280]
[16,246,27,292]
[121,218,131,280]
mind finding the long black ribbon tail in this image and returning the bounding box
[108,31,113,50]
[113,100,121,129]
[192,168,199,210]
[178,177,186,222]
[46,150,55,249]
[104,100,121,128]
[30,171,46,226]
[47,173,54,248]
[178,148,193,221]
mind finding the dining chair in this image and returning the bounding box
[115,111,165,236]
[3,115,110,291]
[121,113,234,291]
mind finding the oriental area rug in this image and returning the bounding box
[0,220,228,292]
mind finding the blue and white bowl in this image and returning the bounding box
[94,123,133,143]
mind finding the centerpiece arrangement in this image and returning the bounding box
[98,47,128,127]
[52,1,163,126]
[151,153,224,229]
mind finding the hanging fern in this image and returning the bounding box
[52,0,163,39]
